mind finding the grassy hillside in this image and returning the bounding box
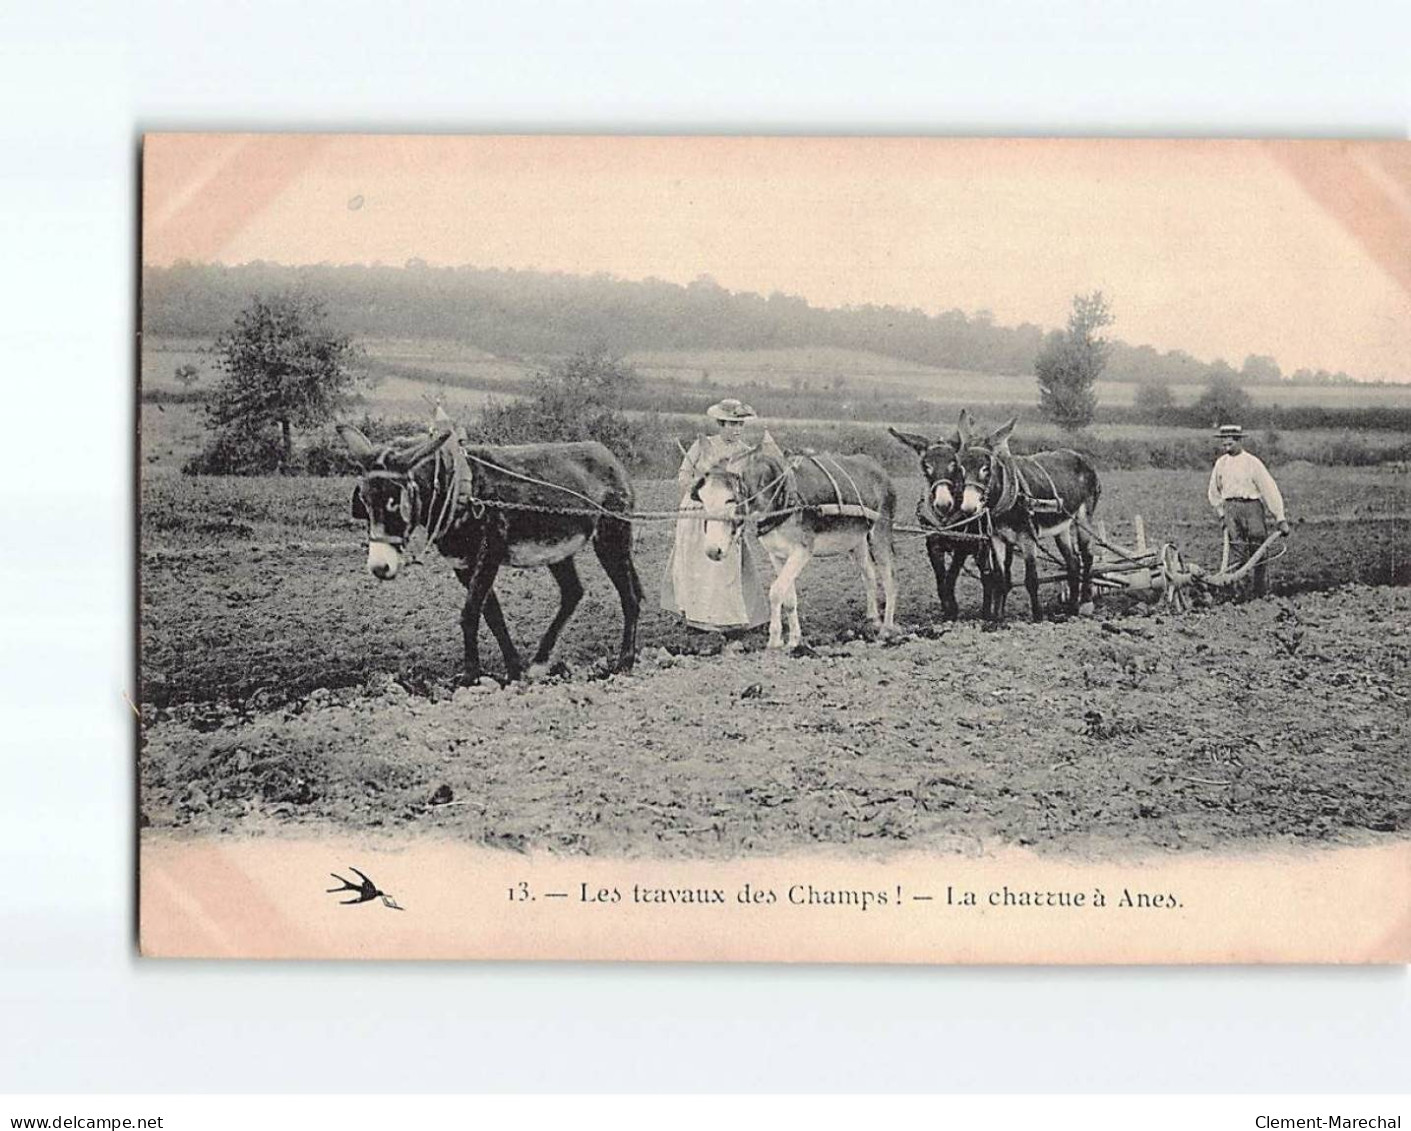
[143,336,1411,410]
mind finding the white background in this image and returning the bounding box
[2,0,1408,1094]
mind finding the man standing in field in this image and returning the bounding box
[1207,424,1291,599]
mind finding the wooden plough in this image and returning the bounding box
[902,500,1289,614]
[1075,517,1288,612]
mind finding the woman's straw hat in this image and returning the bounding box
[706,398,757,422]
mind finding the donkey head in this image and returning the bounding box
[953,416,1017,516]
[889,408,980,516]
[340,425,453,580]
[692,446,778,562]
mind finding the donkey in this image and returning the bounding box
[949,417,1101,624]
[694,448,897,650]
[340,424,643,683]
[888,409,1001,619]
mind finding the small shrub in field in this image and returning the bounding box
[467,348,658,469]
[1133,379,1174,419]
[183,429,286,476]
[1319,435,1380,467]
[301,415,428,477]
[301,432,364,477]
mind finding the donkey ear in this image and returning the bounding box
[385,428,453,472]
[887,426,932,454]
[338,424,380,467]
[986,416,1017,453]
[957,410,974,449]
[350,484,369,522]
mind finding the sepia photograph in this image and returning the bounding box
[137,135,1410,962]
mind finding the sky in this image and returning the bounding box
[143,135,1411,381]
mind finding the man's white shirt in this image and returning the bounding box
[1207,450,1286,521]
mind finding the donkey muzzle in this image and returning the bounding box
[367,541,402,580]
[959,484,985,515]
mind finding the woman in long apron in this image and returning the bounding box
[660,398,776,632]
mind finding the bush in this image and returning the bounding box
[1190,373,1252,428]
[466,348,658,469]
[183,428,286,476]
[1133,379,1174,419]
[184,413,430,477]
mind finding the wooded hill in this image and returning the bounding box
[142,261,1369,390]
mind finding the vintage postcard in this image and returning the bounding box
[138,135,1410,962]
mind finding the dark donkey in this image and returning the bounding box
[888,409,1000,619]
[949,417,1101,623]
[340,424,643,683]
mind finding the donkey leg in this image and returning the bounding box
[926,537,958,619]
[1054,530,1081,613]
[455,553,505,684]
[768,546,812,649]
[855,541,881,630]
[870,524,899,633]
[527,557,584,677]
[984,536,1009,623]
[593,518,643,672]
[482,592,523,681]
[1075,514,1096,615]
[1022,538,1043,622]
[783,581,803,649]
[940,546,967,620]
[977,544,995,621]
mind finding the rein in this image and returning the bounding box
[463,451,618,518]
[704,449,881,546]
[700,456,795,550]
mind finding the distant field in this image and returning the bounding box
[140,336,1411,476]
[143,336,1411,410]
[631,345,947,378]
[631,347,1411,409]
[647,411,1409,454]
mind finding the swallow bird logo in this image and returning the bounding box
[326,866,404,910]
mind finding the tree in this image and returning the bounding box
[1241,354,1283,384]
[207,292,364,469]
[1034,291,1114,431]
[1134,378,1174,418]
[1192,370,1253,427]
[173,362,200,389]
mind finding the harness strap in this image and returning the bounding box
[463,451,618,517]
[808,453,847,510]
[751,459,797,536]
[806,452,869,513]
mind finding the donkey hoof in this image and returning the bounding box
[525,662,551,680]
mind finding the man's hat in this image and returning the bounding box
[707,398,757,422]
[1215,424,1244,440]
